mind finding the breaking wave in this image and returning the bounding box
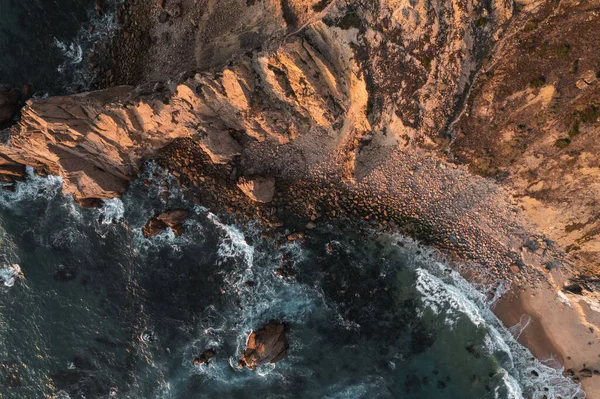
[0,170,585,398]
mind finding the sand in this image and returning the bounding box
[495,279,600,397]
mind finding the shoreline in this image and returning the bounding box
[494,286,565,368]
[495,279,600,396]
[2,0,599,396]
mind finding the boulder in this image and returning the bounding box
[579,368,593,378]
[237,177,276,203]
[157,209,188,227]
[239,321,288,369]
[143,209,189,237]
[193,349,216,366]
[142,218,167,237]
[564,283,583,295]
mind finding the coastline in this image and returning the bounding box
[2,0,600,396]
[495,278,600,397]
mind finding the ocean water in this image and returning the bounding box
[0,2,586,397]
[0,0,119,94]
[0,165,584,399]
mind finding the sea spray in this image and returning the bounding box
[0,171,586,398]
[0,263,22,287]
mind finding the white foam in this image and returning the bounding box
[413,262,584,399]
[54,38,83,72]
[557,290,573,307]
[0,166,62,209]
[52,391,72,399]
[99,198,125,224]
[415,267,486,329]
[0,263,22,287]
[53,0,123,89]
[508,314,532,340]
[207,213,254,270]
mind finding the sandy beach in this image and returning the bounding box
[495,277,600,397]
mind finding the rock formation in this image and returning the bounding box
[239,321,288,369]
[143,209,188,237]
[1,0,600,393]
[237,177,276,203]
[193,349,217,366]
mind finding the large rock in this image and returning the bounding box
[0,88,19,125]
[142,209,188,237]
[236,177,276,203]
[239,321,288,370]
[156,209,188,227]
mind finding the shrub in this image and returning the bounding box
[476,17,488,27]
[554,138,571,148]
[580,105,598,123]
[529,76,546,88]
[524,20,538,32]
[568,120,580,138]
[571,59,579,74]
[555,43,571,59]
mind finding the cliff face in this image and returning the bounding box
[0,0,512,201]
[452,0,600,284]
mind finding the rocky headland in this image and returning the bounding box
[1,0,599,395]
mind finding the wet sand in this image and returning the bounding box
[494,287,564,368]
[495,280,600,397]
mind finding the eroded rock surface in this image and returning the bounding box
[142,209,188,237]
[239,321,288,369]
[237,177,276,203]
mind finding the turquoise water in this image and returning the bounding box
[0,166,583,398]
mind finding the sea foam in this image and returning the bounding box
[414,262,584,399]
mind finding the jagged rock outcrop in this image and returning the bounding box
[0,0,512,201]
[143,209,188,237]
[239,321,288,369]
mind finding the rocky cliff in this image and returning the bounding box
[2,0,600,392]
[1,0,512,199]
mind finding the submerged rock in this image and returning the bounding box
[239,321,288,369]
[142,209,188,237]
[53,264,79,282]
[142,218,168,237]
[193,349,216,366]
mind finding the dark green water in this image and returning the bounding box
[0,0,118,93]
[0,165,583,398]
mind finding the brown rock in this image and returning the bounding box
[143,209,189,237]
[142,218,168,237]
[237,177,276,203]
[287,232,304,241]
[156,209,188,227]
[579,368,593,378]
[239,321,288,369]
[194,349,216,366]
